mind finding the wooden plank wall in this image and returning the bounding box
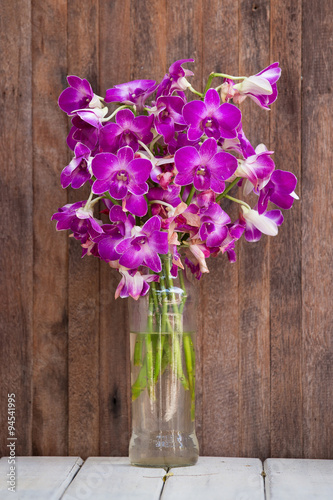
[1,0,332,460]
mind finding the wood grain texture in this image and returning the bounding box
[166,0,202,88]
[238,0,271,460]
[264,459,333,500]
[131,0,167,82]
[0,456,83,499]
[0,0,33,456]
[32,0,69,455]
[269,0,303,457]
[67,0,100,458]
[0,0,332,461]
[98,0,132,456]
[302,0,333,459]
[200,1,240,457]
[63,457,165,500]
[163,457,265,500]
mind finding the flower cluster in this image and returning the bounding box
[53,60,298,299]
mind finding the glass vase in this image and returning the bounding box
[128,255,199,467]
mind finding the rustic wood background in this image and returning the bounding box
[1,0,332,461]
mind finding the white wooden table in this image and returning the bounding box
[0,456,332,499]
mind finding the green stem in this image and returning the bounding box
[188,85,204,98]
[164,258,189,391]
[132,257,197,404]
[89,196,103,207]
[179,270,187,314]
[159,276,168,334]
[185,185,196,205]
[204,73,216,94]
[214,83,224,92]
[149,199,174,210]
[102,192,121,205]
[151,282,161,317]
[133,334,143,367]
[153,334,166,384]
[103,104,130,121]
[146,294,155,399]
[131,363,147,400]
[149,134,162,152]
[224,194,251,210]
[184,333,195,414]
[161,340,171,375]
[184,334,193,389]
[204,73,245,94]
[164,257,180,316]
[84,190,94,210]
[212,73,246,80]
[215,177,240,202]
[138,140,155,161]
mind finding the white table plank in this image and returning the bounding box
[0,456,83,499]
[62,457,165,500]
[264,458,333,500]
[162,457,265,500]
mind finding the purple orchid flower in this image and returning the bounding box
[123,191,148,218]
[168,132,200,155]
[95,206,135,262]
[183,88,241,141]
[58,76,101,115]
[193,189,216,208]
[147,185,182,223]
[222,124,256,159]
[116,216,168,273]
[96,224,124,262]
[67,123,97,151]
[67,107,107,151]
[173,203,201,234]
[75,108,108,127]
[100,184,148,218]
[240,206,284,242]
[236,125,256,158]
[174,138,238,193]
[150,157,177,189]
[188,242,210,275]
[199,202,231,247]
[81,238,100,258]
[52,201,85,229]
[156,59,194,97]
[105,79,157,111]
[152,96,187,144]
[67,205,104,243]
[184,257,202,280]
[60,143,92,189]
[51,201,103,244]
[217,222,245,262]
[232,62,281,110]
[115,269,159,300]
[258,169,299,214]
[168,244,184,279]
[236,144,275,195]
[91,146,151,203]
[99,109,153,153]
[147,185,182,208]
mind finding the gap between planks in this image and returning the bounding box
[62,457,265,500]
[7,457,332,499]
[159,457,265,500]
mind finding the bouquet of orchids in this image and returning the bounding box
[52,59,298,405]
